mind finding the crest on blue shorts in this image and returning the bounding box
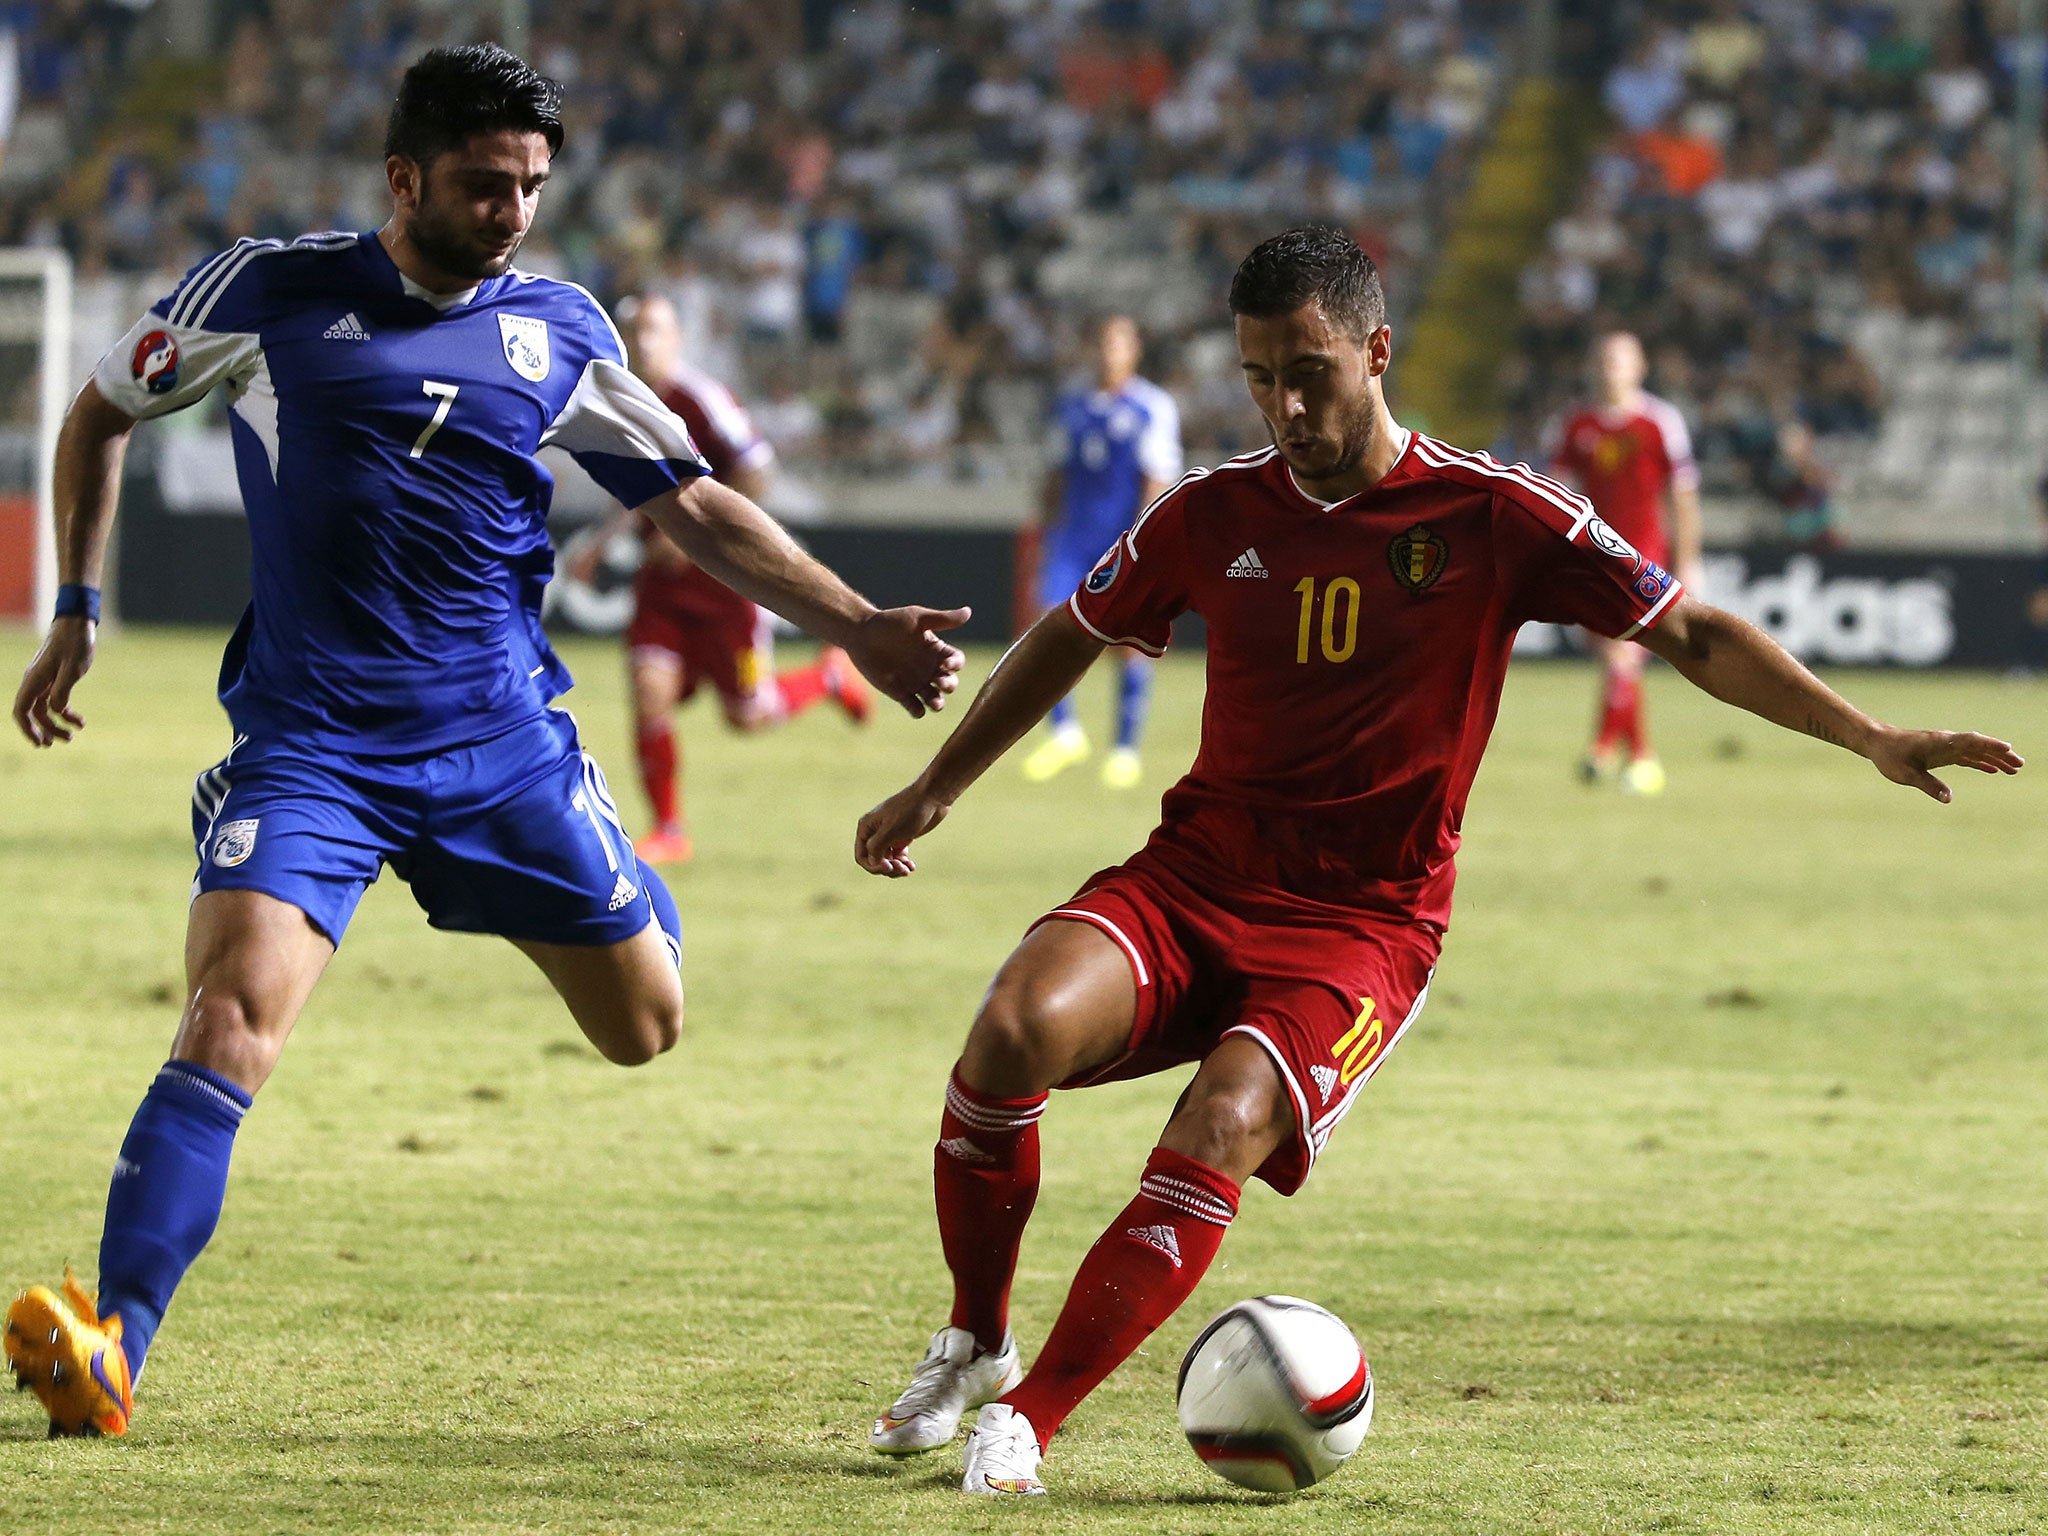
[212,818,260,868]
[498,313,550,382]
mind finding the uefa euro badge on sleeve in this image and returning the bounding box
[131,329,180,395]
[1085,543,1123,593]
[1387,524,1448,594]
[498,313,550,382]
[212,818,260,869]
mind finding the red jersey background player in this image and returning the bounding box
[1549,331,1704,794]
[852,228,2020,1499]
[575,294,871,865]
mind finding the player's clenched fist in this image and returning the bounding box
[857,780,951,876]
[12,617,95,748]
[847,606,971,719]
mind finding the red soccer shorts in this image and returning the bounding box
[1032,849,1440,1195]
[626,592,778,716]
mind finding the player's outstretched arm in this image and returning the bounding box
[856,607,1106,877]
[642,477,969,717]
[1637,594,2024,801]
[12,381,138,747]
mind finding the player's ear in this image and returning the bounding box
[386,154,421,211]
[1366,325,1392,379]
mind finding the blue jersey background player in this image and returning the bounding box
[5,45,967,1438]
[1021,316,1181,789]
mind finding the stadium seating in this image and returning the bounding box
[0,0,1513,484]
[5,2,2042,549]
[1507,1,2040,548]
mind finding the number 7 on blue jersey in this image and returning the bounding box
[411,380,460,458]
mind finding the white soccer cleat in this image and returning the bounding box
[871,1326,1022,1455]
[962,1401,1046,1495]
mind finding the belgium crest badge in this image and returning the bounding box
[1388,524,1448,594]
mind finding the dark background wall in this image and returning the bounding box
[115,483,2048,668]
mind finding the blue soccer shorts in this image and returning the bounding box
[189,710,666,951]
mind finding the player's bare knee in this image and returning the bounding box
[961,983,1067,1093]
[1168,1074,1291,1172]
[175,985,283,1087]
[597,993,683,1067]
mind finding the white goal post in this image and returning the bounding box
[0,247,72,625]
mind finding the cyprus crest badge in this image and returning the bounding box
[498,313,550,382]
[212,818,260,868]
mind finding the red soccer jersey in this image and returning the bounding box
[1066,433,1683,927]
[634,363,778,623]
[1547,394,1697,568]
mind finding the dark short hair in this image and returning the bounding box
[384,44,565,165]
[1227,226,1385,339]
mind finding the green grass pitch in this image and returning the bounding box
[2,625,2045,1534]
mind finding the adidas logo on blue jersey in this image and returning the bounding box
[1225,547,1268,578]
[322,311,370,342]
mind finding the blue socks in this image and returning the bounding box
[1116,659,1151,750]
[640,861,684,971]
[97,1060,252,1379]
[1045,663,1147,746]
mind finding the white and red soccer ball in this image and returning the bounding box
[1177,1295,1373,1492]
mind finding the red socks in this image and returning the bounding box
[1594,670,1645,758]
[1000,1146,1239,1448]
[635,716,679,830]
[935,1070,1046,1351]
[775,662,831,718]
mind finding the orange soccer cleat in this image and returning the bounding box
[633,825,694,866]
[5,1268,134,1437]
[821,647,873,725]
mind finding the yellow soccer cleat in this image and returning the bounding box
[1100,746,1143,789]
[1621,756,1667,797]
[1021,727,1090,783]
[5,1268,134,1437]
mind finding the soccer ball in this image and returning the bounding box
[1176,1295,1373,1492]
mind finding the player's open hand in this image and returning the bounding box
[12,617,96,747]
[1868,725,2024,803]
[856,781,950,876]
[849,606,971,718]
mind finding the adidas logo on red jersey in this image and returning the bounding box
[1225,548,1268,578]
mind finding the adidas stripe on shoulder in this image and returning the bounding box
[1408,434,1597,539]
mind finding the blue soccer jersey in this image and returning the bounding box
[97,231,707,954]
[96,230,710,755]
[1042,378,1181,606]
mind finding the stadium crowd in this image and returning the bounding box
[1510,0,2026,547]
[0,0,1513,478]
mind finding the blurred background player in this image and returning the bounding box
[1018,315,1181,789]
[573,293,872,866]
[1549,331,1703,795]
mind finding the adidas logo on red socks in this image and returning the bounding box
[1125,1223,1183,1267]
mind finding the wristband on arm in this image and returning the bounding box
[54,584,101,623]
